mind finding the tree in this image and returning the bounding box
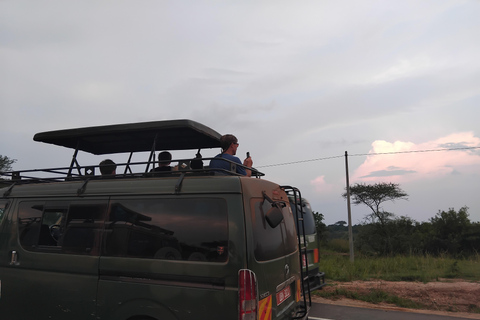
[334,220,347,227]
[427,206,472,255]
[312,211,326,240]
[0,155,16,172]
[343,182,408,254]
[343,182,408,225]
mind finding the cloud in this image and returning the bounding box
[371,56,434,85]
[352,132,480,183]
[362,166,417,178]
[310,175,336,194]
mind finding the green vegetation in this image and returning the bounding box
[315,253,480,312]
[321,207,480,258]
[320,253,480,282]
[0,155,16,172]
[310,185,480,312]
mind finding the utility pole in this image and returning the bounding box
[345,151,354,262]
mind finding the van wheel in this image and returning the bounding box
[154,247,181,260]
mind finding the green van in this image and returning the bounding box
[0,120,310,320]
[288,196,326,292]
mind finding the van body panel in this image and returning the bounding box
[0,198,105,319]
[4,176,243,198]
[97,278,238,320]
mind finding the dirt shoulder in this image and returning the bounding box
[311,279,480,319]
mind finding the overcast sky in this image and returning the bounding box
[1,0,479,225]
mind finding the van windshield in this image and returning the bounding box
[250,199,297,261]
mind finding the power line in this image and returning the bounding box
[257,155,344,168]
[350,146,480,157]
[256,146,480,169]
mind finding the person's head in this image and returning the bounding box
[220,134,239,155]
[158,151,172,166]
[99,159,117,175]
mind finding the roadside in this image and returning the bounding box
[311,279,480,319]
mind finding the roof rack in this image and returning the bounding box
[0,119,264,184]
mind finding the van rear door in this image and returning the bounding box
[242,179,302,320]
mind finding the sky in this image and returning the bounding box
[1,0,479,225]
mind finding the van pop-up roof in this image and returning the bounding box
[2,119,262,183]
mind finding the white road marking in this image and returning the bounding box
[308,317,334,320]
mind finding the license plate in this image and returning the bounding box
[276,285,291,306]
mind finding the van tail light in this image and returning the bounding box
[239,269,258,320]
[313,248,319,263]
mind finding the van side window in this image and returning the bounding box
[18,201,106,255]
[104,198,228,262]
[0,200,9,226]
[251,199,298,261]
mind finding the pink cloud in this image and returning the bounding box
[352,132,480,183]
[310,175,335,194]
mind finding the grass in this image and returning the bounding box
[320,252,480,282]
[314,251,480,313]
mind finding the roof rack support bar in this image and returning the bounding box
[175,172,186,194]
[67,143,80,178]
[124,152,134,175]
[77,179,90,196]
[145,134,158,173]
[3,183,16,198]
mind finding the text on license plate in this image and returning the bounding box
[276,286,291,306]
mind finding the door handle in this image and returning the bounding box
[10,251,19,266]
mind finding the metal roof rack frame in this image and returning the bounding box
[0,119,264,184]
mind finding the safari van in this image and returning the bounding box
[0,120,310,320]
[288,196,325,292]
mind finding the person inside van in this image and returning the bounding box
[151,151,172,172]
[209,134,252,177]
[99,159,117,175]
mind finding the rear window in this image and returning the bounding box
[104,197,228,262]
[251,199,297,261]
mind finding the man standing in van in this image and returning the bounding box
[209,134,253,177]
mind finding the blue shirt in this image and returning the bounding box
[209,153,247,176]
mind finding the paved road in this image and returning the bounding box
[309,303,477,320]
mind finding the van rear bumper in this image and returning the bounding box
[292,307,309,320]
[308,270,326,292]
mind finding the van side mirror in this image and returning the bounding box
[265,206,284,228]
